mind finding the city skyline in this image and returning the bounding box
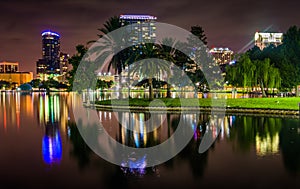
[1,0,300,74]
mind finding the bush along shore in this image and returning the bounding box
[90,97,300,116]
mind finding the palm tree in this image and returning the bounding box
[157,38,177,98]
[190,25,208,46]
[67,44,88,92]
[88,16,129,99]
[129,43,171,100]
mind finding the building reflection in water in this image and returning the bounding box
[120,153,148,177]
[37,93,67,165]
[42,122,62,165]
[0,92,27,131]
[98,110,226,177]
[0,92,68,164]
[103,112,284,162]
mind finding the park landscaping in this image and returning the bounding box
[95,97,300,111]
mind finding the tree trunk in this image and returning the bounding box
[118,72,123,99]
[166,83,171,98]
[149,78,154,100]
[127,66,131,99]
[260,80,267,97]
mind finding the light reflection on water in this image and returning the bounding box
[0,92,299,188]
[85,90,255,102]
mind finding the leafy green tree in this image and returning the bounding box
[67,45,88,91]
[187,25,223,91]
[247,25,300,90]
[30,79,41,88]
[226,54,281,97]
[253,58,281,97]
[96,79,113,90]
[0,80,13,89]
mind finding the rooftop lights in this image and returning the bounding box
[42,30,60,37]
[120,14,157,20]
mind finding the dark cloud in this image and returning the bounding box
[0,0,300,74]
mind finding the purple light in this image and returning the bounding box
[42,132,62,165]
[120,14,157,20]
[41,30,60,37]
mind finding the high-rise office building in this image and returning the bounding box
[59,52,69,75]
[209,47,234,65]
[254,32,283,50]
[117,14,157,83]
[36,30,61,77]
[119,14,157,46]
[209,47,234,74]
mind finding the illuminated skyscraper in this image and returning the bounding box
[209,47,234,65]
[119,14,157,46]
[36,30,61,77]
[118,14,157,83]
[59,52,69,75]
[209,47,234,74]
[254,32,283,50]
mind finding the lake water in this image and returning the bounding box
[0,92,300,189]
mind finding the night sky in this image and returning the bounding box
[1,0,300,75]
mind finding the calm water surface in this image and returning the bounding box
[0,92,300,189]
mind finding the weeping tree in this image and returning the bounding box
[239,54,256,93]
[226,54,281,97]
[225,53,254,93]
[254,58,281,97]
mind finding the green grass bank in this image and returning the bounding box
[95,97,300,111]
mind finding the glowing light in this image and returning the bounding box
[42,132,62,164]
[120,14,157,20]
[238,25,273,53]
[41,30,60,37]
[256,133,279,156]
[120,155,147,176]
[134,131,140,147]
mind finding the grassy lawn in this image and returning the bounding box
[95,97,300,110]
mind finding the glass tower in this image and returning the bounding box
[37,30,61,76]
[119,14,157,46]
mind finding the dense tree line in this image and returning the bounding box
[225,54,281,97]
[67,16,220,99]
[226,25,300,96]
[68,16,300,98]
